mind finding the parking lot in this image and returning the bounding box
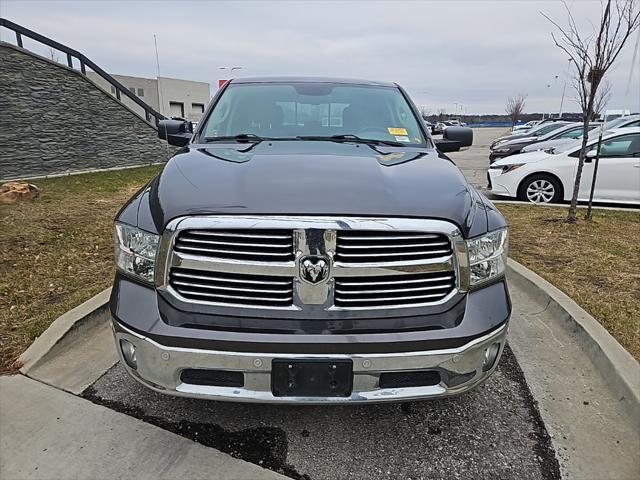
[447,127,509,193]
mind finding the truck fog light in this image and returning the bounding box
[120,339,137,370]
[482,342,501,372]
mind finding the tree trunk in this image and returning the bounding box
[566,92,597,222]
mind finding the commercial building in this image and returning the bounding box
[87,73,210,122]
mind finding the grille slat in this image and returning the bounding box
[338,234,441,241]
[170,268,294,307]
[335,284,453,295]
[335,272,455,308]
[178,237,292,249]
[338,274,454,287]
[173,279,292,295]
[335,249,452,258]
[172,270,291,286]
[187,230,291,240]
[335,231,453,264]
[177,288,293,303]
[174,229,294,262]
[338,241,450,250]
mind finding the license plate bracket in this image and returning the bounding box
[271,359,353,397]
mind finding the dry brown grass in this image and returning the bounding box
[499,204,640,359]
[0,166,161,373]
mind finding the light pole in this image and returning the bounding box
[218,66,243,74]
[558,58,572,118]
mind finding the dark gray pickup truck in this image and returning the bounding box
[111,77,510,403]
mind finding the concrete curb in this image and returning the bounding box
[492,199,640,213]
[19,288,111,374]
[507,259,640,419]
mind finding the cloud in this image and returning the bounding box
[2,0,638,114]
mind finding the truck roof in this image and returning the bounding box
[230,76,397,87]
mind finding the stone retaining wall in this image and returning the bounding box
[0,42,172,180]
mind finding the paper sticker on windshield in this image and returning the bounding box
[388,127,408,136]
[395,136,411,143]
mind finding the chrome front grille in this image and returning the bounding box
[169,268,294,308]
[335,231,453,263]
[159,216,468,315]
[335,272,456,308]
[174,229,294,262]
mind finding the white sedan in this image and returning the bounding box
[488,127,640,204]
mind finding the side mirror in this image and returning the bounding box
[585,149,598,162]
[158,119,192,147]
[434,126,473,152]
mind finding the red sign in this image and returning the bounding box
[218,79,228,88]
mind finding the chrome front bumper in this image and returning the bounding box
[112,320,508,404]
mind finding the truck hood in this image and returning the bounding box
[147,141,484,236]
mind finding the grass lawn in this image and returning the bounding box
[0,166,161,373]
[499,204,639,359]
[1,168,638,373]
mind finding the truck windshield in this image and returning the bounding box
[200,82,427,146]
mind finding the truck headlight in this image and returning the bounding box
[114,222,159,283]
[466,228,508,287]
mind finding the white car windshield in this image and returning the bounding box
[553,129,614,154]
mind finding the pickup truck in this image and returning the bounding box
[111,76,510,403]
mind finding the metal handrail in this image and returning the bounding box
[0,18,166,127]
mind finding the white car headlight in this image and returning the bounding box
[499,164,524,174]
[492,147,512,153]
[466,228,508,287]
[114,222,159,283]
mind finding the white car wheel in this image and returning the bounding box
[519,175,563,204]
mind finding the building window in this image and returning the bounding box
[128,87,136,95]
[110,85,116,94]
[192,103,205,114]
[137,88,144,97]
[169,101,185,118]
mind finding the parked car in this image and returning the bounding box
[488,127,640,204]
[603,109,631,122]
[432,121,447,134]
[490,122,600,162]
[511,120,540,133]
[601,113,640,129]
[521,115,640,154]
[490,121,570,149]
[112,76,509,404]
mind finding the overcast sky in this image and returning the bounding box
[2,0,638,114]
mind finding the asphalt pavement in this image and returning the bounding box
[84,346,560,480]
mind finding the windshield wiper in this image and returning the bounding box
[204,133,264,143]
[296,134,406,147]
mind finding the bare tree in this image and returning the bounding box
[542,0,639,222]
[420,106,431,119]
[505,94,527,126]
[592,80,613,119]
[437,108,446,121]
